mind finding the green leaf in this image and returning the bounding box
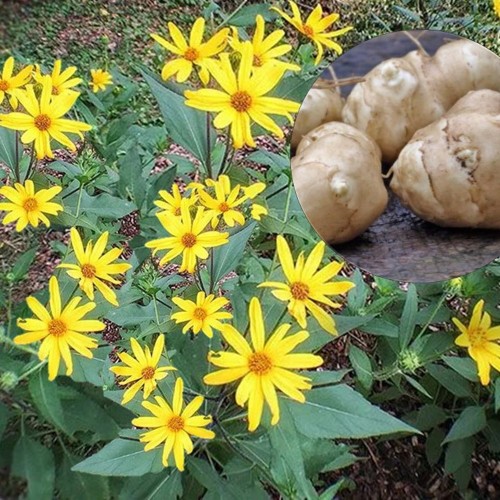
[70,346,115,387]
[72,438,163,476]
[304,369,349,386]
[443,406,486,443]
[286,384,417,439]
[399,284,418,350]
[28,368,67,433]
[444,437,474,475]
[226,4,275,26]
[11,436,55,500]
[11,247,38,282]
[209,222,256,284]
[427,364,473,398]
[143,72,214,167]
[425,427,446,466]
[406,404,448,432]
[442,356,479,383]
[119,469,182,500]
[57,453,109,500]
[349,345,373,391]
[359,318,399,337]
[118,147,147,209]
[0,127,22,170]
[267,404,317,499]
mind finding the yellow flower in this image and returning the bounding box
[109,335,176,404]
[259,236,354,335]
[272,1,352,64]
[0,75,92,159]
[250,203,268,221]
[90,69,113,92]
[230,15,300,72]
[495,0,500,17]
[152,18,229,84]
[15,276,105,381]
[204,297,322,431]
[452,300,500,385]
[145,203,228,273]
[198,175,246,228]
[171,291,232,338]
[184,42,300,149]
[0,57,33,109]
[58,228,131,306]
[132,377,215,471]
[155,184,197,217]
[0,180,63,231]
[34,59,82,95]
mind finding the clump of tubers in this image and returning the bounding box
[390,90,500,228]
[292,122,388,244]
[291,83,344,150]
[342,39,500,163]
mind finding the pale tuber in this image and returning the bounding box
[292,122,388,244]
[390,90,500,228]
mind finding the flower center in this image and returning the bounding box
[81,263,96,279]
[302,24,314,37]
[184,47,199,62]
[181,233,197,248]
[52,86,60,95]
[167,415,185,432]
[141,366,156,380]
[468,328,487,348]
[22,197,38,212]
[174,207,181,216]
[48,319,67,337]
[230,91,252,112]
[218,202,230,212]
[290,281,310,301]
[193,307,207,320]
[248,352,273,375]
[34,114,52,131]
[253,54,263,67]
[0,80,9,91]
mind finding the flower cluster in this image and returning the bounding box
[151,5,351,148]
[146,175,267,273]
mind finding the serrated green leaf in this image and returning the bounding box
[425,427,446,466]
[119,469,182,500]
[0,402,9,440]
[0,127,22,169]
[349,345,373,391]
[12,436,55,500]
[11,247,38,282]
[286,384,417,439]
[442,356,479,383]
[209,222,256,284]
[443,406,486,443]
[399,284,418,350]
[72,439,163,476]
[427,364,473,398]
[143,72,214,167]
[28,368,67,433]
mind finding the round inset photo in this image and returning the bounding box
[291,30,500,282]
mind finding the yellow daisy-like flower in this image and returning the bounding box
[198,175,246,228]
[34,59,82,95]
[145,204,228,273]
[152,18,229,84]
[109,335,176,404]
[204,297,323,431]
[132,377,215,471]
[171,291,232,338]
[184,42,300,149]
[452,299,500,385]
[155,184,197,217]
[90,69,113,93]
[15,276,105,381]
[259,235,354,335]
[0,75,92,159]
[272,1,352,65]
[0,57,33,109]
[230,15,300,72]
[495,0,500,17]
[58,228,131,306]
[0,180,63,231]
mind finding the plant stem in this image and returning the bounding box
[14,131,20,182]
[18,360,47,382]
[75,183,84,218]
[216,0,250,28]
[218,128,232,176]
[23,147,37,182]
